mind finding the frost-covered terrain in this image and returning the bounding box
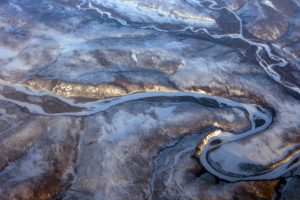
[0,0,300,199]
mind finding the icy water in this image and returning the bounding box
[0,0,300,199]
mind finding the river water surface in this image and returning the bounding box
[0,0,300,199]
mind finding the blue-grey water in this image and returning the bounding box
[0,0,300,199]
